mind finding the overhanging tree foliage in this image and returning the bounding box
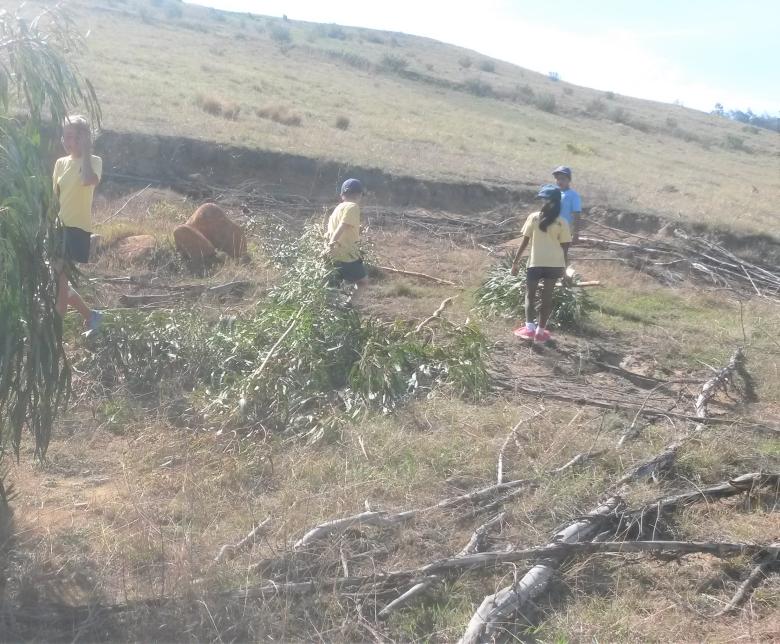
[0,5,100,458]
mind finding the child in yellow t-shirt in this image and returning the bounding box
[52,115,103,330]
[510,185,572,343]
[326,178,367,284]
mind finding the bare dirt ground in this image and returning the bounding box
[1,188,778,642]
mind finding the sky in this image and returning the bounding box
[188,0,779,114]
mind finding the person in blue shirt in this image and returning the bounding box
[552,166,582,241]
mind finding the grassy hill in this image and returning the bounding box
[2,3,779,642]
[47,0,780,233]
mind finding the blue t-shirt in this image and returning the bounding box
[559,189,582,226]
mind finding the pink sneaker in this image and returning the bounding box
[514,326,536,340]
[535,328,552,343]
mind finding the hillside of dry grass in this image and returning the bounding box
[21,0,780,233]
[2,185,778,642]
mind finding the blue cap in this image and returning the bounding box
[552,165,572,177]
[537,184,562,201]
[341,178,364,195]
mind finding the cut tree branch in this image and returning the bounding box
[215,517,271,562]
[714,544,780,616]
[373,264,457,286]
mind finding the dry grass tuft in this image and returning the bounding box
[256,104,302,126]
[194,94,240,120]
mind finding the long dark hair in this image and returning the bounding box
[538,198,561,232]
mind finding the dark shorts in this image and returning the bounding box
[526,266,564,282]
[334,258,367,283]
[61,226,91,263]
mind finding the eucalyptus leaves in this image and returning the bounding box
[0,6,100,458]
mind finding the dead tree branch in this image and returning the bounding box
[414,296,456,333]
[497,409,545,484]
[373,264,457,286]
[215,517,271,562]
[293,479,536,550]
[459,496,624,644]
[714,544,780,616]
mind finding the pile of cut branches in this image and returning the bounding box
[77,225,489,437]
[474,253,594,328]
[579,228,780,299]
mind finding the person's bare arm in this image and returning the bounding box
[510,237,530,276]
[561,242,570,266]
[79,131,100,187]
[570,213,580,243]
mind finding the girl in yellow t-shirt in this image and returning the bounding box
[52,115,103,330]
[510,185,572,343]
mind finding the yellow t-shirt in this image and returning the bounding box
[521,211,572,268]
[327,201,361,262]
[52,154,103,232]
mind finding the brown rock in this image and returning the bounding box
[113,234,157,263]
[187,203,247,258]
[173,224,216,260]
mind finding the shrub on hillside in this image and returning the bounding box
[566,142,595,155]
[479,60,496,73]
[256,105,302,126]
[195,94,223,117]
[586,98,606,114]
[610,106,629,124]
[458,55,472,68]
[724,134,749,152]
[380,54,409,72]
[222,103,241,120]
[195,95,240,120]
[510,83,534,103]
[324,49,372,71]
[463,78,493,97]
[604,90,616,100]
[533,92,557,113]
[269,23,291,44]
[335,115,350,130]
[475,254,593,329]
[325,23,347,39]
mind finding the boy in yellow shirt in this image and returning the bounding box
[510,184,572,342]
[52,115,103,330]
[326,178,367,285]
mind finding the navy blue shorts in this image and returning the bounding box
[526,266,564,282]
[334,258,367,283]
[61,226,91,263]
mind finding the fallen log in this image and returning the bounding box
[117,280,253,307]
[617,348,753,485]
[502,380,767,428]
[623,472,780,526]
[694,348,747,426]
[293,478,537,550]
[714,543,780,616]
[378,512,506,619]
[118,293,181,307]
[459,496,624,644]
